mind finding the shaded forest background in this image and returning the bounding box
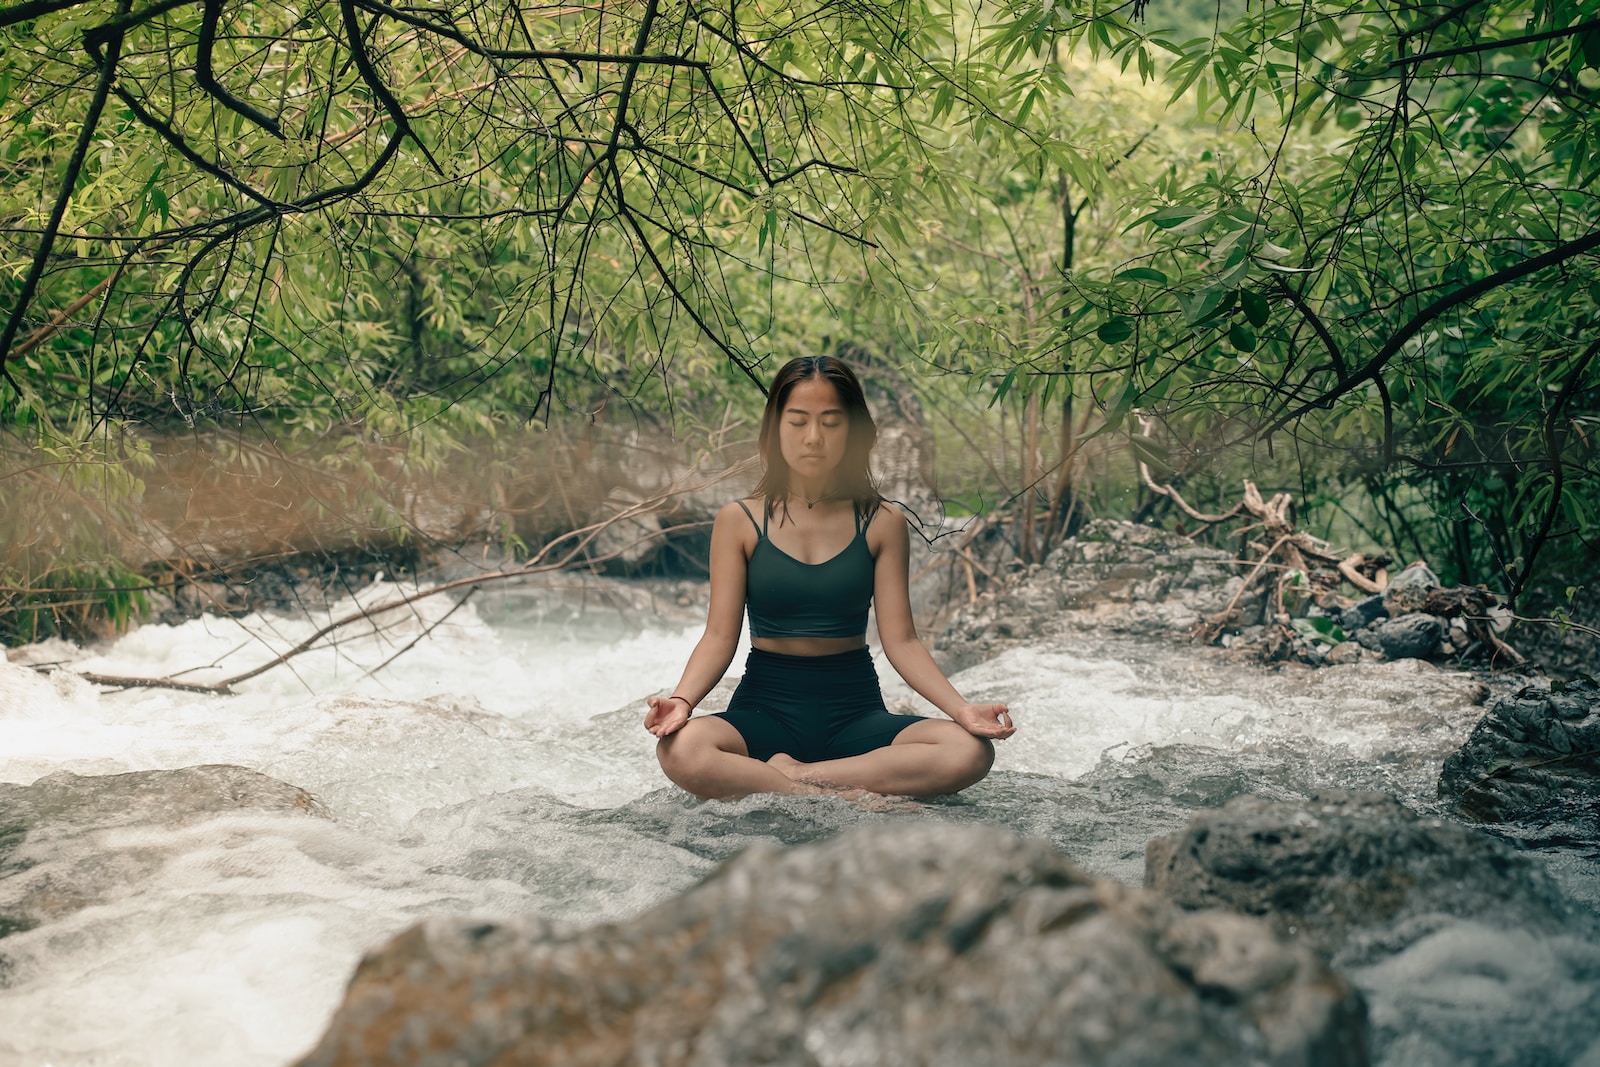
[1,0,1595,657]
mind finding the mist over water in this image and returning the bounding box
[2,573,1597,1067]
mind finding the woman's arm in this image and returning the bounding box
[644,502,752,738]
[871,504,1016,740]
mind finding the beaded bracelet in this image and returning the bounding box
[669,694,695,711]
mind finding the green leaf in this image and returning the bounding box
[1227,323,1257,351]
[758,204,776,254]
[1130,433,1172,472]
[1181,289,1227,326]
[1240,289,1270,327]
[1016,86,1041,127]
[1116,267,1169,285]
[989,366,1018,407]
[1292,617,1346,646]
[1147,205,1204,230]
[1102,373,1139,434]
[1582,30,1600,69]
[1098,318,1134,344]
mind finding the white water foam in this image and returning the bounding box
[1,578,1596,1067]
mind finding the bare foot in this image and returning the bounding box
[767,753,807,779]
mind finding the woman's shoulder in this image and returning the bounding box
[863,497,908,545]
[865,497,906,524]
[716,498,765,530]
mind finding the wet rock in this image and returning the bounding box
[1381,564,1439,616]
[1438,676,1600,843]
[1050,522,1238,622]
[1370,613,1442,661]
[175,579,247,616]
[1325,642,1365,665]
[1145,792,1570,957]
[0,765,329,933]
[296,823,1369,1067]
[1338,596,1387,634]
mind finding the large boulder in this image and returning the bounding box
[1438,676,1600,843]
[1144,792,1570,956]
[296,823,1369,1067]
[1368,613,1442,660]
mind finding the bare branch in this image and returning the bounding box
[1268,228,1600,434]
[1390,18,1600,68]
[0,3,127,384]
[196,0,284,137]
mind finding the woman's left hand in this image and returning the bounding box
[950,702,1016,740]
[644,694,692,738]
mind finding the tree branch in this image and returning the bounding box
[111,84,284,207]
[1509,335,1600,608]
[350,0,707,68]
[1274,274,1347,380]
[0,4,127,385]
[195,0,284,137]
[0,0,91,29]
[1390,18,1600,69]
[1268,227,1600,433]
[338,0,444,175]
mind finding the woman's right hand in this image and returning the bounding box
[644,695,692,738]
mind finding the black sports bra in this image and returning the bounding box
[736,499,878,638]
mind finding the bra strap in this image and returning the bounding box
[735,500,762,537]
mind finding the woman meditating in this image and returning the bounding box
[644,355,1015,799]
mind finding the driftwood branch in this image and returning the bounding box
[67,465,744,695]
[1338,553,1387,594]
[1135,416,1244,526]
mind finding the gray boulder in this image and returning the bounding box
[1438,676,1600,842]
[296,823,1369,1067]
[1338,595,1387,634]
[1371,613,1442,660]
[1145,792,1569,956]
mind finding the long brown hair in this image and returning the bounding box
[754,355,880,519]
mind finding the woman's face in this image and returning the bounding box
[777,375,850,484]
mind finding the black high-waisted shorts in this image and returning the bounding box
[713,647,925,763]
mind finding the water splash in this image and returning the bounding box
[0,576,1595,1067]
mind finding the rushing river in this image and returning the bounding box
[1,570,1597,1067]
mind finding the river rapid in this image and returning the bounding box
[1,570,1597,1067]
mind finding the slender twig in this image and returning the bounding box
[1509,336,1600,608]
[356,586,478,683]
[67,471,738,694]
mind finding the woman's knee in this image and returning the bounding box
[656,720,743,788]
[656,732,705,783]
[948,734,995,788]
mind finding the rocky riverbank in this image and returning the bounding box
[5,515,1597,1067]
[935,520,1532,675]
[282,523,1600,1066]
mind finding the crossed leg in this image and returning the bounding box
[769,719,995,798]
[655,716,825,800]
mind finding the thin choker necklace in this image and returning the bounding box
[791,491,830,510]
